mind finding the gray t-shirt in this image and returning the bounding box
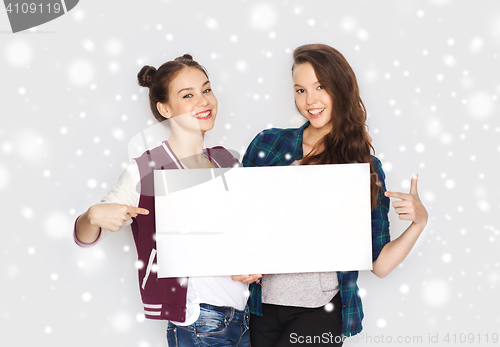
[261,160,339,308]
[262,272,339,308]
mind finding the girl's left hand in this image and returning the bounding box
[384,174,428,227]
[232,274,262,284]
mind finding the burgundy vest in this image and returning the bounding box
[131,141,239,321]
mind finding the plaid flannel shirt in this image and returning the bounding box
[242,121,391,337]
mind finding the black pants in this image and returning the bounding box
[250,293,343,346]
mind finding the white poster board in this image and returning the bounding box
[154,164,372,278]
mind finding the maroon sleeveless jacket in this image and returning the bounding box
[132,141,239,322]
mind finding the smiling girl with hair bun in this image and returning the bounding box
[75,54,252,346]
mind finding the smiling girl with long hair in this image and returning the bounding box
[242,43,428,346]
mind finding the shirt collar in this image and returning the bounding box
[291,121,310,159]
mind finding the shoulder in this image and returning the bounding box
[208,145,232,152]
[111,160,140,189]
[100,159,140,206]
[253,127,298,143]
[207,146,241,167]
[370,155,382,168]
[134,142,167,161]
[246,127,301,154]
[370,155,385,176]
[369,155,389,200]
[133,142,179,172]
[243,127,300,167]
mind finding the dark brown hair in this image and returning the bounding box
[137,54,209,122]
[292,43,382,209]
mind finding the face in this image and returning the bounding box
[292,62,333,132]
[157,67,217,133]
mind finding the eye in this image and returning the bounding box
[203,88,212,94]
[317,85,323,90]
[295,88,305,94]
[182,94,193,99]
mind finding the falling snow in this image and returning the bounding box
[422,280,451,307]
[235,60,248,72]
[110,311,132,333]
[400,284,410,294]
[67,59,95,87]
[442,253,452,263]
[82,292,92,302]
[468,92,494,119]
[205,18,218,30]
[6,40,32,67]
[249,3,277,30]
[44,212,73,240]
[2,1,499,346]
[377,318,387,328]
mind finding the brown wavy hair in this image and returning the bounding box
[292,43,382,209]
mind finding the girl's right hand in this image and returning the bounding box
[87,203,149,232]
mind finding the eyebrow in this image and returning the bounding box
[177,80,211,94]
[294,81,320,88]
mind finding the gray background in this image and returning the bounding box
[1,0,499,346]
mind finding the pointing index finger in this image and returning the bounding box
[384,191,411,200]
[126,206,149,215]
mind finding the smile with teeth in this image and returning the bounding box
[308,108,325,118]
[194,110,211,119]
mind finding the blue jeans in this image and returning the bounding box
[166,303,250,347]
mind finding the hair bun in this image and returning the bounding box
[174,54,194,62]
[137,65,157,88]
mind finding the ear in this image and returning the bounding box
[157,102,171,119]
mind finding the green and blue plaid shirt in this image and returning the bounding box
[242,121,391,337]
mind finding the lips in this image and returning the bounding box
[307,108,325,119]
[193,110,212,120]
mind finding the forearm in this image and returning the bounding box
[372,221,426,278]
[75,208,101,245]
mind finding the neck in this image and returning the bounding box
[303,122,332,147]
[167,126,206,163]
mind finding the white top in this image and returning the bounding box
[92,149,248,326]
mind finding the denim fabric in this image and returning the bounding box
[167,304,250,347]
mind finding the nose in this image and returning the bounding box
[196,94,209,108]
[305,92,317,105]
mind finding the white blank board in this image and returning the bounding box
[154,163,372,278]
